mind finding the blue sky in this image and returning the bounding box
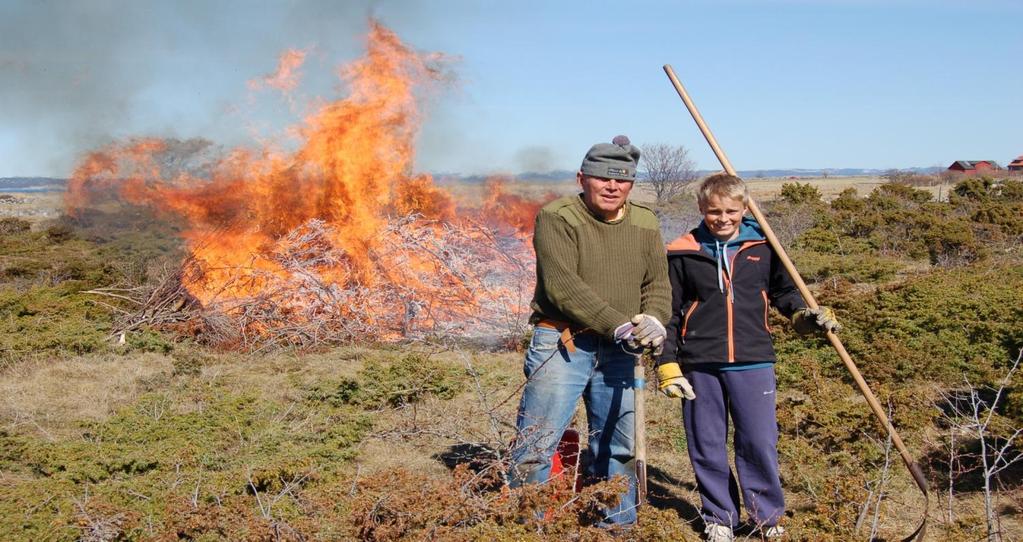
[1,0,1020,177]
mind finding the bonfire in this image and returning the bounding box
[68,21,552,350]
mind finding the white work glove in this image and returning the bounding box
[656,362,696,400]
[613,321,644,354]
[631,313,666,355]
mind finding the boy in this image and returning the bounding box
[655,173,839,541]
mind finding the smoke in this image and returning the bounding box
[0,1,154,175]
[0,0,409,177]
[513,145,561,173]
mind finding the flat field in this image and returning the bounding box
[0,191,63,224]
[445,174,949,205]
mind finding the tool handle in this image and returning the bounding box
[634,358,647,505]
[663,64,927,541]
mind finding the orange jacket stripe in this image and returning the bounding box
[681,300,699,342]
[761,290,771,332]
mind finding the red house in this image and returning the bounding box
[947,160,1003,175]
[1008,155,1023,172]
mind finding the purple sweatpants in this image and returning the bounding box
[682,366,784,528]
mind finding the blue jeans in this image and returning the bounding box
[508,326,639,526]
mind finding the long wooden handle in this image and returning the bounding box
[634,358,648,505]
[663,64,927,541]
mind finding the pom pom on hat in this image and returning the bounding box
[612,135,631,146]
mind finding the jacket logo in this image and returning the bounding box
[746,255,761,262]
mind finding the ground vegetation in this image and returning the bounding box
[0,175,1021,540]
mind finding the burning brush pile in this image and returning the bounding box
[67,22,551,351]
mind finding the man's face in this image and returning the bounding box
[699,194,747,241]
[577,172,634,220]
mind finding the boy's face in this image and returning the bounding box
[699,194,747,241]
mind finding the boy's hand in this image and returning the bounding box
[656,362,696,400]
[792,306,841,335]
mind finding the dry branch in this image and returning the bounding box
[88,215,534,351]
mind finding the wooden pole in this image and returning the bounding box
[634,356,648,506]
[663,64,928,541]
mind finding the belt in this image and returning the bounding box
[535,318,594,353]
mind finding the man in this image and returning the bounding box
[508,135,672,527]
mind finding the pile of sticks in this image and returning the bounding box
[89,215,534,351]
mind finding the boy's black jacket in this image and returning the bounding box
[657,221,805,367]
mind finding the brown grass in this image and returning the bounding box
[0,352,173,439]
[0,191,63,225]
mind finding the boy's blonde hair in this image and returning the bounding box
[697,173,749,208]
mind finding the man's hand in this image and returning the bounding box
[613,321,644,354]
[656,362,696,400]
[631,314,667,354]
[792,306,842,335]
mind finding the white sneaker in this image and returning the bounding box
[764,525,786,538]
[703,522,735,542]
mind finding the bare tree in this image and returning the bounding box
[938,349,1023,542]
[640,143,698,203]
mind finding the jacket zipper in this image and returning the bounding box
[722,240,766,363]
[724,273,734,362]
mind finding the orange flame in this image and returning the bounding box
[480,177,558,236]
[248,48,307,94]
[65,21,544,345]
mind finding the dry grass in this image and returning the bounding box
[630,175,948,204]
[0,191,63,224]
[194,347,369,405]
[441,174,949,208]
[0,352,173,439]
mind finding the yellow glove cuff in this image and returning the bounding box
[656,362,683,385]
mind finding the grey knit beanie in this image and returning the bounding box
[580,135,641,181]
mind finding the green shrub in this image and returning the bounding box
[839,264,1023,387]
[0,386,371,538]
[924,219,984,266]
[794,250,904,283]
[830,187,865,213]
[972,202,1023,235]
[998,179,1023,201]
[0,284,112,361]
[779,182,823,204]
[45,223,75,243]
[952,177,993,201]
[355,352,465,407]
[795,227,860,254]
[865,183,930,211]
[0,217,31,235]
[125,329,175,354]
[305,377,362,407]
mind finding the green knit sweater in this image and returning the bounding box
[530,194,671,338]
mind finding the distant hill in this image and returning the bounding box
[2,166,947,192]
[736,166,942,178]
[0,177,67,192]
